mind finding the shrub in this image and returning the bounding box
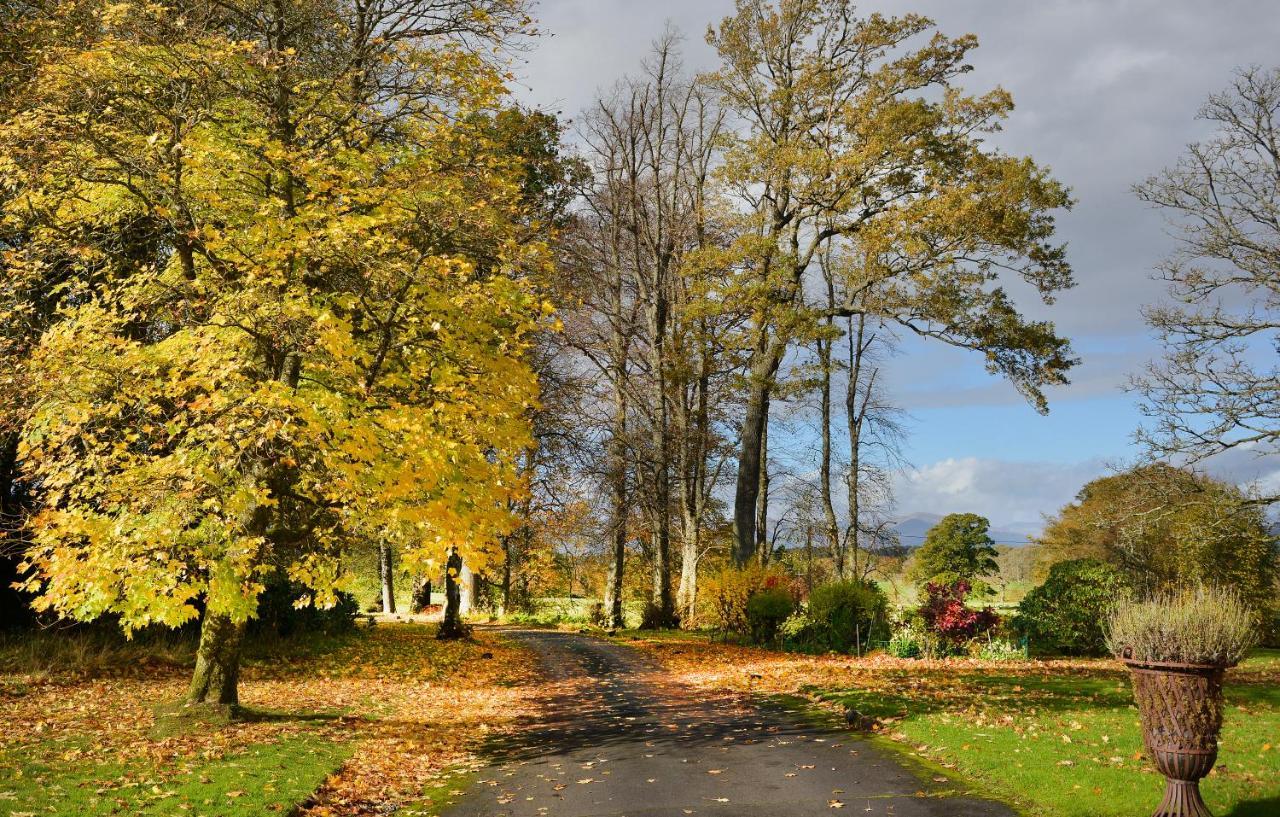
[918,580,998,649]
[779,611,814,642]
[746,587,794,645]
[701,565,779,638]
[1106,585,1259,666]
[1014,559,1127,656]
[1266,607,1280,649]
[802,580,888,654]
[886,616,954,658]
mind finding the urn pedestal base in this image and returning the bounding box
[1154,779,1213,817]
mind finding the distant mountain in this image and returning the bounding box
[891,512,1036,549]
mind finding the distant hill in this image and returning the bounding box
[891,512,1035,548]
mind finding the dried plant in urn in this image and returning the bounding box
[1106,586,1259,817]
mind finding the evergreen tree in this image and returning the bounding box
[908,513,1000,595]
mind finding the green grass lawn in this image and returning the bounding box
[809,649,1280,817]
[0,731,351,816]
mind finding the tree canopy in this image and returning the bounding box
[1035,465,1277,615]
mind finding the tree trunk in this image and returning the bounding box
[186,612,247,708]
[648,379,674,622]
[379,542,396,614]
[604,523,626,629]
[676,509,700,624]
[602,325,629,630]
[845,314,870,580]
[186,406,277,709]
[733,339,783,565]
[818,330,842,577]
[500,537,512,614]
[437,548,468,639]
[602,426,627,630]
[674,327,714,625]
[469,569,482,614]
[755,417,770,565]
[0,432,17,516]
[649,521,674,626]
[411,578,431,611]
[648,455,673,623]
[804,525,815,595]
[500,449,536,615]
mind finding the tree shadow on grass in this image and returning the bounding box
[1228,680,1280,708]
[235,706,346,723]
[812,665,1277,723]
[150,700,346,736]
[806,670,1138,722]
[1224,795,1280,817]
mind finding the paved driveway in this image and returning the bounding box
[442,629,1017,817]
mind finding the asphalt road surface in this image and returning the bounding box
[441,629,1016,817]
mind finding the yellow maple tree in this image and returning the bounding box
[1,0,543,706]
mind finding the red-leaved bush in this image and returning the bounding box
[919,581,999,645]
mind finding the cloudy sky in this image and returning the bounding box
[515,1,1280,532]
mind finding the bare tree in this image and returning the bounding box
[1133,66,1280,505]
[841,309,907,580]
[802,246,906,580]
[575,33,729,626]
[499,332,592,614]
[558,190,640,629]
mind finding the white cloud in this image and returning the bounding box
[893,457,1112,532]
[894,452,1280,534]
[1199,446,1280,502]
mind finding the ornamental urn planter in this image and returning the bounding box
[1120,648,1231,817]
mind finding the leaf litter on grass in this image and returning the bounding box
[1,623,542,816]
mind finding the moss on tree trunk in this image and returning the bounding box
[186,612,247,709]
